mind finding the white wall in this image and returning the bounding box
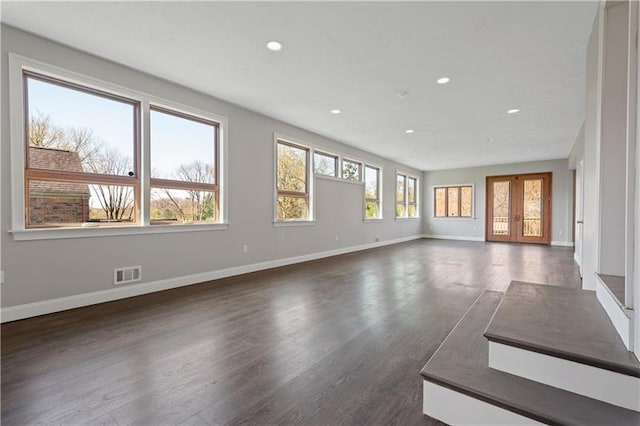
[422,159,573,245]
[581,10,604,292]
[598,2,628,276]
[0,26,422,312]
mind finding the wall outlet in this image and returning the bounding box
[375,235,380,242]
[114,266,141,285]
[242,244,249,253]
[335,234,339,241]
[0,271,4,284]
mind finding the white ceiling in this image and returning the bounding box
[1,1,598,171]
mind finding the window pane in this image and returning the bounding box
[150,108,216,184]
[342,159,361,181]
[396,203,406,217]
[28,180,135,226]
[408,204,417,217]
[277,196,309,221]
[365,201,379,219]
[314,152,337,177]
[396,175,406,203]
[435,188,446,217]
[447,187,459,216]
[26,75,135,177]
[277,142,307,192]
[408,177,416,203]
[461,186,472,217]
[364,166,379,199]
[150,188,216,224]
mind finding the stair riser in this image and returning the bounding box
[488,341,640,411]
[423,380,542,425]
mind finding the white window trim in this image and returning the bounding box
[395,170,420,219]
[432,183,476,219]
[363,163,383,221]
[8,53,229,240]
[273,133,315,224]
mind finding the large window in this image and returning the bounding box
[364,165,381,219]
[396,173,419,218]
[14,60,226,234]
[150,107,219,224]
[276,140,310,221]
[434,185,473,218]
[24,72,139,228]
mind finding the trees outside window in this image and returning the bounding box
[364,165,381,219]
[434,185,473,218]
[22,69,223,229]
[396,173,419,218]
[276,140,310,221]
[342,159,361,181]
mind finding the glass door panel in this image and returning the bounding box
[492,181,511,236]
[522,179,543,237]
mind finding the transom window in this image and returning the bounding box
[276,140,310,221]
[364,165,381,219]
[434,185,473,218]
[396,173,419,218]
[342,158,361,181]
[17,63,226,232]
[313,151,338,177]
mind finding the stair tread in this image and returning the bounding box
[484,281,640,377]
[421,290,640,426]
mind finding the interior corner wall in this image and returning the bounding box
[422,159,573,245]
[0,25,423,311]
[581,8,604,292]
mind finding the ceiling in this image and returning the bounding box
[1,1,598,171]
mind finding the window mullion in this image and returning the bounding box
[141,100,151,226]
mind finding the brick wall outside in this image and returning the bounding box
[29,196,89,225]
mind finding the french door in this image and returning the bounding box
[486,172,552,244]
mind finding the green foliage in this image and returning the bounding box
[277,143,308,220]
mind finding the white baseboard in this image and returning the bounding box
[595,276,632,350]
[422,234,484,242]
[551,240,575,247]
[1,235,422,323]
[422,380,542,425]
[488,341,640,411]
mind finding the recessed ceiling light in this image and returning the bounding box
[507,108,521,114]
[405,129,414,134]
[437,77,450,84]
[266,41,283,51]
[330,109,341,114]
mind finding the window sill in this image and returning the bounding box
[395,217,420,222]
[273,220,316,227]
[363,218,384,223]
[315,174,364,185]
[9,223,229,241]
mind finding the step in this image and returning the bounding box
[484,281,640,411]
[421,290,640,426]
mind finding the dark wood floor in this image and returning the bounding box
[1,239,581,425]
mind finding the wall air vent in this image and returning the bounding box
[114,266,142,285]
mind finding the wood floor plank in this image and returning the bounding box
[1,240,581,425]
